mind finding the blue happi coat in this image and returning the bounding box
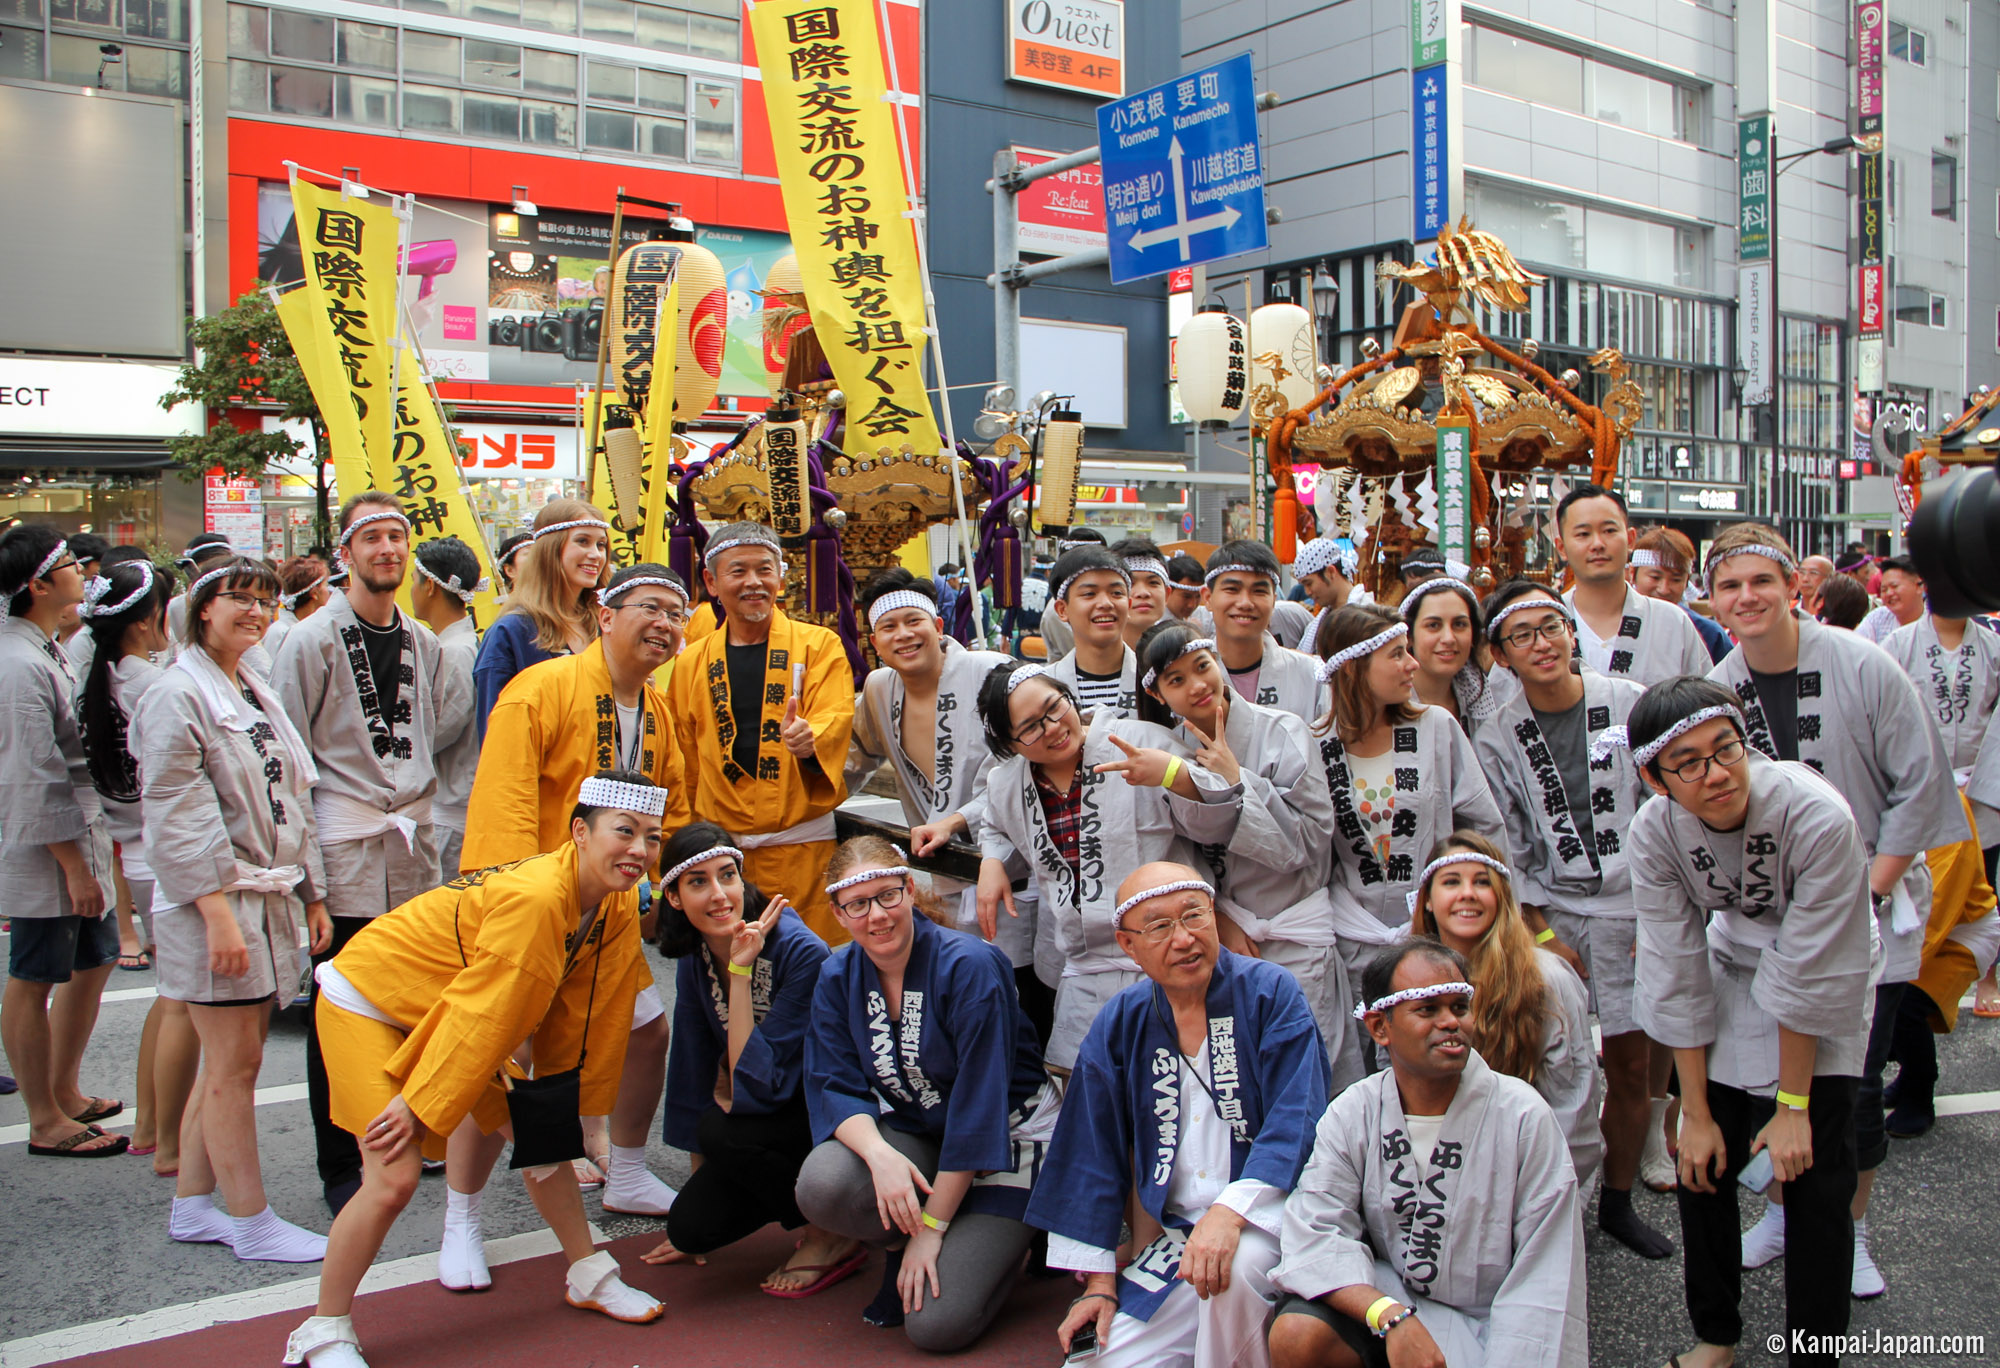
[1025,951,1329,1298]
[806,914,1046,1173]
[663,906,828,1151]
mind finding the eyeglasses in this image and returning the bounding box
[612,600,690,625]
[216,590,280,614]
[1660,737,1747,784]
[1498,615,1571,650]
[1118,908,1215,943]
[1014,693,1073,747]
[45,556,78,576]
[833,880,909,919]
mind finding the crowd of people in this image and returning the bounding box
[0,481,1995,1368]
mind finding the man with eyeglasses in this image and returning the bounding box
[1626,679,1874,1368]
[453,562,692,1258]
[1474,579,1672,1260]
[1030,862,1330,1368]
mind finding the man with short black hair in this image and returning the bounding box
[1857,555,1925,645]
[1203,541,1322,724]
[1557,485,1712,686]
[1291,540,1369,657]
[1043,545,1138,717]
[1112,535,1174,648]
[1038,529,1108,658]
[1166,555,1207,623]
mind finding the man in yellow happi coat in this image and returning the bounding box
[667,522,855,944]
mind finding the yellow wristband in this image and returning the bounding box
[1161,755,1184,789]
[920,1211,949,1232]
[1775,1089,1810,1110]
[1535,928,1555,945]
[727,961,754,977]
[1364,1296,1399,1332]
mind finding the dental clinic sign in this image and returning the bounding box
[1007,0,1123,98]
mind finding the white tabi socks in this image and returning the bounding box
[282,1314,368,1368]
[232,1206,330,1263]
[564,1250,664,1323]
[1740,1201,1786,1269]
[438,1184,491,1291]
[169,1193,237,1246]
[601,1145,679,1216]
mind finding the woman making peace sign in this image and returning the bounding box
[972,661,1241,1072]
[1133,621,1356,1088]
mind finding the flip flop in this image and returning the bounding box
[116,952,150,971]
[71,1098,124,1125]
[127,1143,159,1157]
[1973,985,2000,1018]
[0,1076,16,1095]
[28,1127,130,1158]
[760,1247,868,1300]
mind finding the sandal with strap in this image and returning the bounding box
[70,1097,123,1126]
[282,1315,368,1367]
[28,1126,129,1158]
[761,1246,869,1300]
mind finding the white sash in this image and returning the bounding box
[314,790,431,851]
[735,811,838,848]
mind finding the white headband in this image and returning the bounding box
[1292,539,1338,578]
[280,574,327,609]
[1319,622,1408,677]
[826,858,914,899]
[1629,550,1667,569]
[867,589,940,628]
[338,508,411,548]
[1142,637,1217,691]
[576,775,668,817]
[1627,704,1746,769]
[599,574,687,607]
[535,517,610,542]
[1005,663,1048,695]
[1706,543,1797,577]
[661,843,745,887]
[1407,851,1511,917]
[186,563,244,599]
[704,533,781,565]
[1056,564,1131,603]
[413,558,481,604]
[79,561,154,619]
[8,539,71,611]
[1485,595,1572,635]
[1113,878,1215,923]
[1403,577,1475,617]
[1354,980,1476,1019]
[1123,556,1169,584]
[1203,562,1276,588]
[1334,545,1361,580]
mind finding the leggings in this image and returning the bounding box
[795,1127,1034,1353]
[665,1096,813,1256]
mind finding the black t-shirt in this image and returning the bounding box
[356,612,404,730]
[1530,697,1596,849]
[725,639,766,776]
[1749,667,1800,762]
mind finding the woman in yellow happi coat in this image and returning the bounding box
[283,772,669,1368]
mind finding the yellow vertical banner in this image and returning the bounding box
[582,389,640,570]
[274,286,369,506]
[389,347,500,622]
[749,0,942,456]
[640,271,682,567]
[287,178,401,475]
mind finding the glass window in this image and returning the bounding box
[65,0,119,30]
[402,28,456,77]
[0,0,44,23]
[227,55,267,108]
[337,20,394,70]
[523,47,572,93]
[1465,179,1584,271]
[586,58,631,101]
[1591,61,1680,138]
[580,0,630,40]
[336,71,395,124]
[49,31,104,82]
[466,0,515,20]
[402,81,457,130]
[0,22,43,79]
[402,0,463,16]
[464,38,520,87]
[687,9,733,59]
[640,112,685,158]
[226,2,264,54]
[692,79,733,160]
[523,96,576,144]
[1889,20,1927,66]
[520,0,572,32]
[463,91,520,137]
[270,62,333,115]
[269,8,332,61]
[636,68,682,110]
[1932,152,1957,219]
[125,0,184,40]
[635,2,686,52]
[123,40,182,93]
[585,105,634,151]
[1466,26,1582,113]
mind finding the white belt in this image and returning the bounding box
[1060,950,1142,978]
[229,862,306,895]
[735,812,837,849]
[1221,886,1338,947]
[1326,880,1408,948]
[314,791,432,852]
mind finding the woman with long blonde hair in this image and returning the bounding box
[471,498,610,738]
[1412,830,1601,1185]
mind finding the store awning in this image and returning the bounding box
[0,438,173,472]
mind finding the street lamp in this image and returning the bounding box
[94,42,121,88]
[1310,259,1340,364]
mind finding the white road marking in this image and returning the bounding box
[0,1083,309,1147]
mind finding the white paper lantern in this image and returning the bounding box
[1248,302,1320,412]
[1176,308,1248,427]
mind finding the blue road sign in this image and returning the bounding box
[1097,52,1268,284]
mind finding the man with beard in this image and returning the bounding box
[667,522,855,944]
[273,492,465,1212]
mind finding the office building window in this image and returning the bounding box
[2,0,188,91]
[1932,152,1956,219]
[1889,20,1926,66]
[1463,23,1695,142]
[1894,286,1946,329]
[1466,178,1702,290]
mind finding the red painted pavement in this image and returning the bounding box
[46,1229,1074,1367]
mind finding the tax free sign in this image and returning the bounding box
[1096,53,1268,284]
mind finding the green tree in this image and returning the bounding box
[159,285,333,547]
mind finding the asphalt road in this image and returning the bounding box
[2,933,1997,1367]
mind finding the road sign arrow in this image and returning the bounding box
[1129,200,1242,254]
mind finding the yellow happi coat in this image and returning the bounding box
[461,639,688,872]
[1912,790,1998,1032]
[330,844,643,1143]
[667,606,853,943]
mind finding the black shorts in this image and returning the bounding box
[1271,1292,1390,1368]
[8,914,119,984]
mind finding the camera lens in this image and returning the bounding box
[1907,466,2000,616]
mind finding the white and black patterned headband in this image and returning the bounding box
[413,558,483,604]
[1406,850,1512,917]
[1142,637,1217,691]
[1334,545,1361,580]
[79,561,154,619]
[704,533,781,565]
[1630,550,1668,570]
[867,589,940,628]
[1056,563,1131,603]
[337,508,411,548]
[1005,663,1048,695]
[661,843,745,887]
[1485,595,1572,635]
[1123,556,1169,584]
[576,775,667,817]
[1706,543,1797,578]
[1318,622,1407,677]
[1113,878,1215,922]
[186,563,245,600]
[280,574,327,609]
[826,855,914,899]
[1354,980,1476,1019]
[7,539,71,610]
[1622,704,1747,769]
[1403,577,1476,616]
[599,574,686,607]
[536,517,610,541]
[1292,539,1338,578]
[1203,561,1276,588]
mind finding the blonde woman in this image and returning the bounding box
[471,499,610,739]
[1412,830,1602,1186]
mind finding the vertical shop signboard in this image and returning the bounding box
[1434,416,1471,564]
[1737,116,1774,407]
[1856,0,1886,393]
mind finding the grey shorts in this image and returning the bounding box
[152,891,304,1005]
[1546,908,1640,1037]
[320,827,441,919]
[8,912,118,983]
